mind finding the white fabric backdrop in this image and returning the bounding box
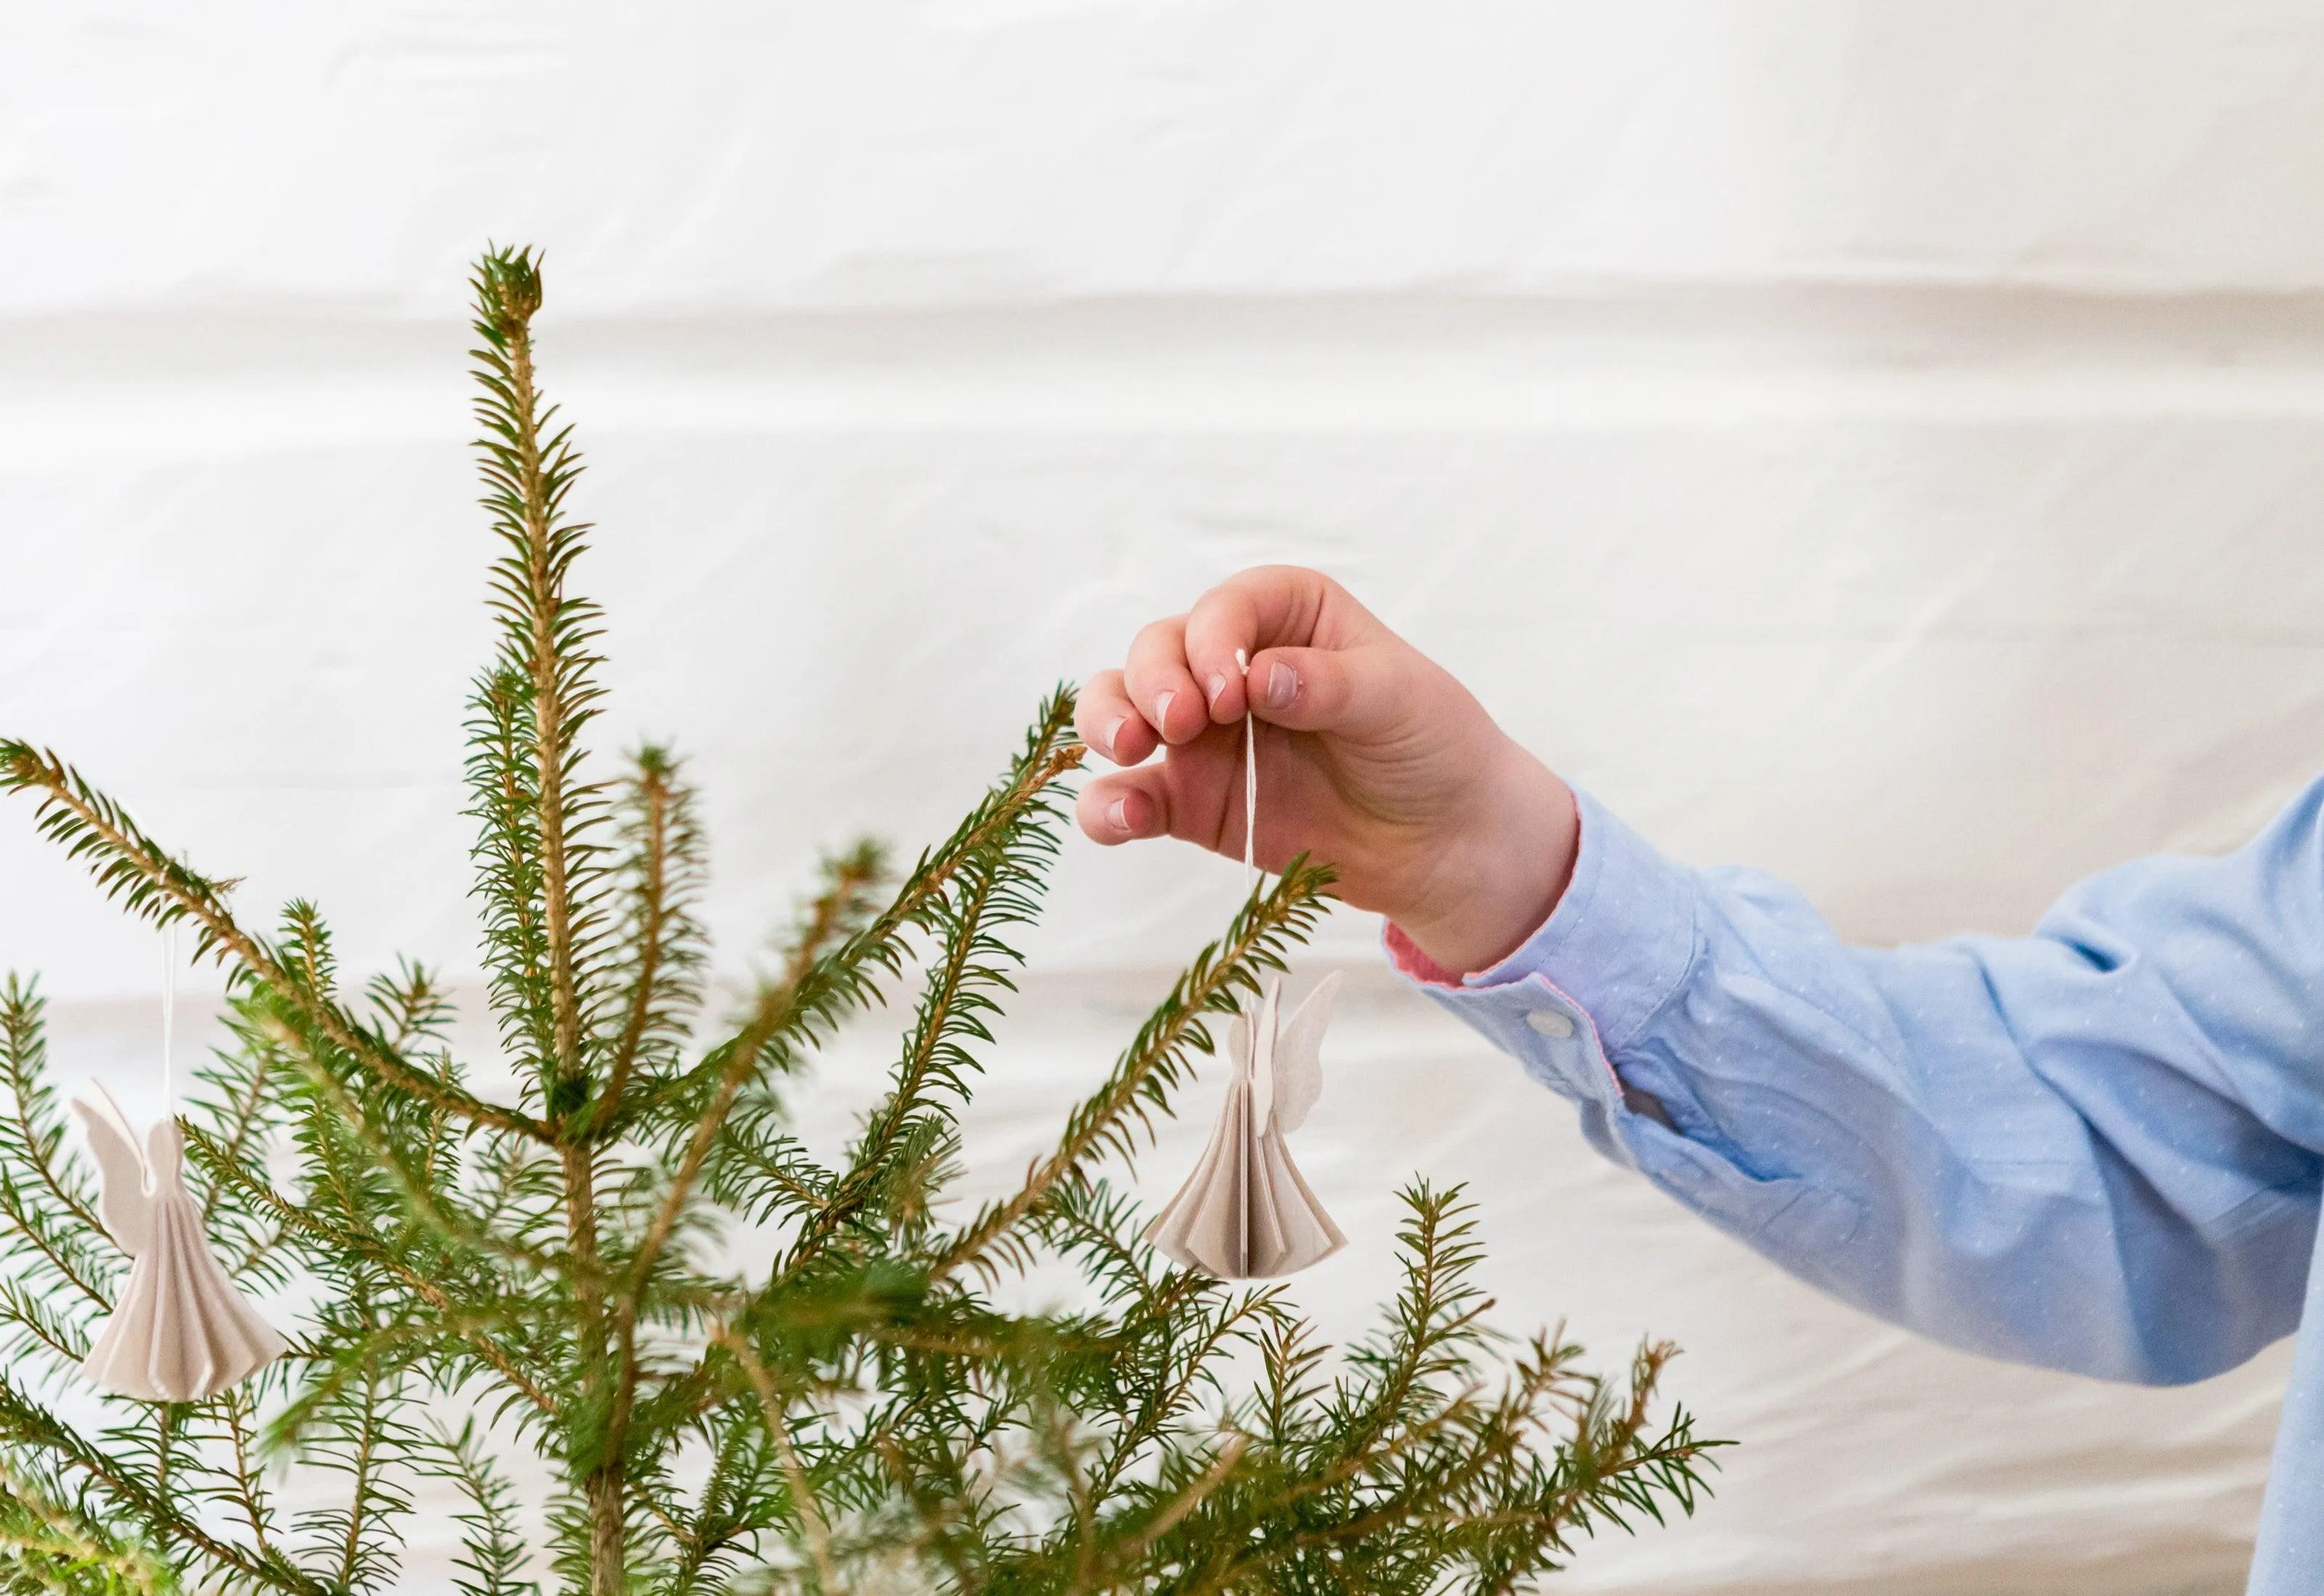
[8,6,2324,1590]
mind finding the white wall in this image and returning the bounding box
[7,5,2324,1590]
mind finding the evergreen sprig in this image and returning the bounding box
[0,245,1720,1596]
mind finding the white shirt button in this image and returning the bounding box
[1525,1010,1576,1039]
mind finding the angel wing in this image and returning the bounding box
[72,1084,154,1259]
[1266,971,1340,1135]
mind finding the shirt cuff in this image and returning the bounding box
[1384,786,1701,1056]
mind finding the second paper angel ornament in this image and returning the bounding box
[71,933,286,1404]
[76,1085,287,1401]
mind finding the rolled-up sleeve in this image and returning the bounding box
[1395,783,2324,1386]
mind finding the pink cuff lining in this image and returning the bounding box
[1383,922,1468,987]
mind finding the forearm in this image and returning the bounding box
[1396,784,2324,1384]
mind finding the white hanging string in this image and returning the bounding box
[1236,649,1258,890]
[160,924,176,1111]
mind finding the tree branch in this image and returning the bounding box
[0,741,551,1143]
[934,860,1332,1280]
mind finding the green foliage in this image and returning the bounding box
[0,246,1718,1595]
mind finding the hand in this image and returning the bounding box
[1076,566,1578,975]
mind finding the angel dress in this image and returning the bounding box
[74,1085,286,1402]
[1147,973,1346,1280]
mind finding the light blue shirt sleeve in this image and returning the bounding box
[1402,780,2324,1389]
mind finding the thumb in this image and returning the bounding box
[1243,640,1419,740]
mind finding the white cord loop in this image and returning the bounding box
[160,924,176,1108]
[1237,649,1259,889]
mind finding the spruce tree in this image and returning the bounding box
[0,247,1717,1595]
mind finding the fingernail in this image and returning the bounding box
[1266,662,1297,709]
[1155,690,1177,733]
[1102,717,1127,756]
[1107,797,1129,832]
[1206,672,1228,707]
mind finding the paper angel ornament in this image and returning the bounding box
[1147,972,1346,1279]
[74,1083,286,1402]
